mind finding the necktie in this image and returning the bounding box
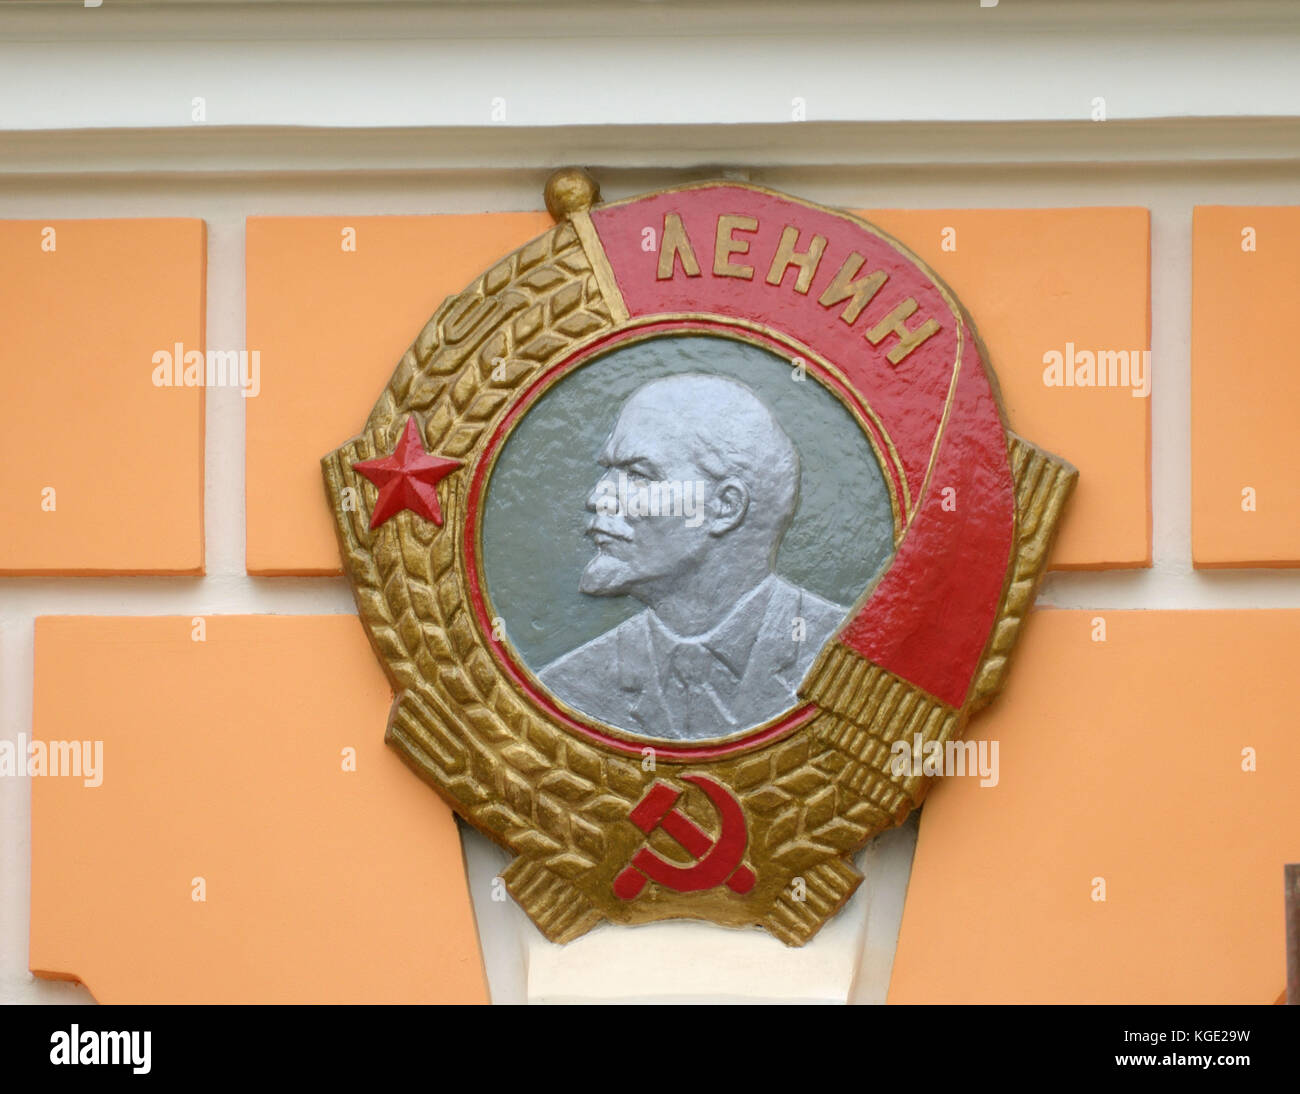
[660,639,736,737]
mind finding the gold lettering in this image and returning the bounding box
[657,213,701,280]
[865,298,942,365]
[817,252,887,325]
[713,214,759,279]
[765,225,827,294]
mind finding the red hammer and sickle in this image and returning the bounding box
[613,775,756,900]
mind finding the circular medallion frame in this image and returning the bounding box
[324,173,1077,945]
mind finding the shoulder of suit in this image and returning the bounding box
[538,611,650,687]
[769,575,848,628]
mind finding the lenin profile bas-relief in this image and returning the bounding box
[539,373,847,741]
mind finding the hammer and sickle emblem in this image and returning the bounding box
[613,775,756,900]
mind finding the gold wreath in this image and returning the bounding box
[323,198,1076,946]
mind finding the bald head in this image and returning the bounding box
[610,373,800,542]
[579,371,802,608]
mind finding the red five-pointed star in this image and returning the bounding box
[351,416,462,530]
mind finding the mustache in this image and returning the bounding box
[585,519,632,542]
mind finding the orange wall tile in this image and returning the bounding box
[0,219,205,574]
[863,208,1151,569]
[245,212,554,575]
[30,615,488,1004]
[1192,206,1300,567]
[888,609,1300,1004]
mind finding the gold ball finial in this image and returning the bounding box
[544,167,601,222]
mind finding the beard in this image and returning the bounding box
[578,549,635,596]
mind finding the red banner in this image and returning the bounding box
[590,184,1015,708]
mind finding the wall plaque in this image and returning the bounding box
[323,169,1076,945]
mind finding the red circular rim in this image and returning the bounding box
[462,317,895,762]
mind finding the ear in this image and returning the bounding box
[708,477,750,536]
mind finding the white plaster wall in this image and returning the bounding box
[3,0,1300,1005]
[5,0,1300,130]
